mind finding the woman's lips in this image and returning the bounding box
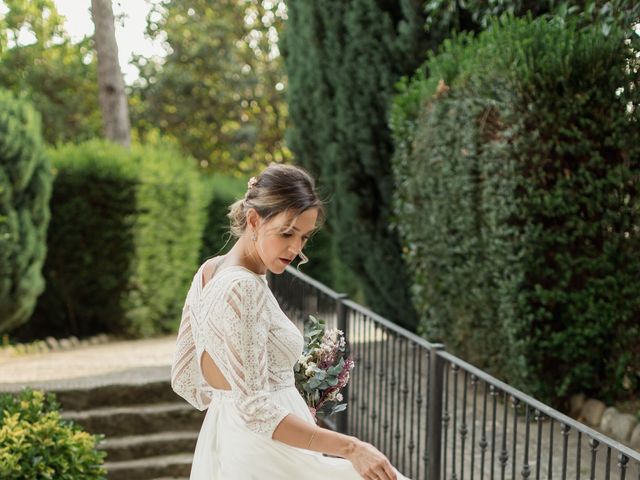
[279,258,292,265]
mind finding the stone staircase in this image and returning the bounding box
[55,380,204,480]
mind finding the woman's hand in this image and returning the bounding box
[346,438,398,480]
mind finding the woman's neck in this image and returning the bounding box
[221,236,266,275]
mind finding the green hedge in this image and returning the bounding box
[0,90,52,334]
[15,139,206,339]
[0,389,106,479]
[390,16,640,404]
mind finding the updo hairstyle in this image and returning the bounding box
[227,163,325,267]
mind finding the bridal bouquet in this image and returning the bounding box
[294,315,355,423]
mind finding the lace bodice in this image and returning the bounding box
[171,261,305,438]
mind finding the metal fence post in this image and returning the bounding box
[427,344,445,480]
[336,293,349,435]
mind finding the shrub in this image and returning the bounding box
[15,139,206,339]
[0,389,106,479]
[391,15,640,404]
[0,89,52,334]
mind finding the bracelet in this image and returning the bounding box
[307,426,318,449]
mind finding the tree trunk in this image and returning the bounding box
[91,0,131,147]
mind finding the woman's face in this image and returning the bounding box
[253,208,318,273]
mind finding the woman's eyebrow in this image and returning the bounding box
[285,225,315,235]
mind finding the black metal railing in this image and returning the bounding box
[268,266,640,480]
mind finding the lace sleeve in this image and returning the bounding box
[221,275,290,439]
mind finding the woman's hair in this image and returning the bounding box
[227,163,325,268]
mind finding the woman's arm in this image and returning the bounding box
[272,414,398,480]
[271,413,356,458]
[217,274,396,478]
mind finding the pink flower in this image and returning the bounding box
[337,356,354,387]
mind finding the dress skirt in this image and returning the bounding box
[189,385,412,479]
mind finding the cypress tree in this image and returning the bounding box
[281,0,427,330]
[0,90,52,333]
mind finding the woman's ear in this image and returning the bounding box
[246,208,260,232]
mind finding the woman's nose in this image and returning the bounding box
[289,238,302,255]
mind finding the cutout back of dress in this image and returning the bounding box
[199,257,232,391]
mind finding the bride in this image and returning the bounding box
[171,163,411,479]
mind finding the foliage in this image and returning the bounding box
[0,388,106,479]
[0,89,52,334]
[390,15,640,404]
[281,0,430,330]
[131,0,290,174]
[423,0,640,39]
[123,141,207,336]
[13,139,206,340]
[0,0,102,144]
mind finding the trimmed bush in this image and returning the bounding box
[0,389,106,479]
[0,89,53,334]
[15,139,206,339]
[123,143,206,336]
[391,16,640,404]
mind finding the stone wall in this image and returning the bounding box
[572,394,640,451]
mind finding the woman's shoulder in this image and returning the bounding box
[200,257,220,285]
[201,262,265,292]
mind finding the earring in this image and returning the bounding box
[252,231,257,242]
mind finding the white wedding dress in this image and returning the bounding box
[171,260,411,479]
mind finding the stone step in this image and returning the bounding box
[62,402,205,437]
[104,453,193,480]
[100,430,199,462]
[53,379,177,410]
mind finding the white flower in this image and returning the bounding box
[305,362,316,376]
[298,354,308,365]
[327,391,344,402]
[331,329,339,342]
[324,328,340,343]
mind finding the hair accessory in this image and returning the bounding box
[248,176,258,190]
